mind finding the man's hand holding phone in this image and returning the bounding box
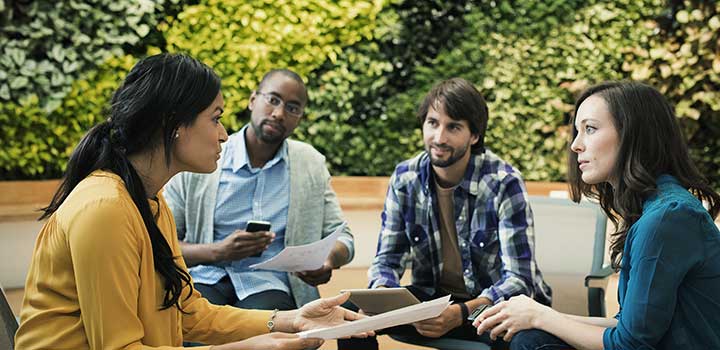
[214,220,274,261]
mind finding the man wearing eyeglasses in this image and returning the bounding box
[164,69,354,315]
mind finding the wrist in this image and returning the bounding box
[532,304,555,329]
[273,309,298,333]
[210,242,225,262]
[452,303,466,328]
[457,302,469,326]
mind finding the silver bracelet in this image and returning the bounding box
[267,308,279,332]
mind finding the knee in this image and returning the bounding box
[508,329,554,350]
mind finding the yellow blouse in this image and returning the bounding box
[15,171,271,349]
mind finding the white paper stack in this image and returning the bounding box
[297,295,452,340]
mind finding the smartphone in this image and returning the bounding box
[245,220,271,257]
[467,304,490,322]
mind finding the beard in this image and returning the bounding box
[426,142,469,168]
[251,119,287,144]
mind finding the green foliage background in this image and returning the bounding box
[0,0,718,189]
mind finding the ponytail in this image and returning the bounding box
[40,121,114,220]
[42,53,219,312]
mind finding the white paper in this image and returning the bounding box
[297,295,452,340]
[249,222,346,272]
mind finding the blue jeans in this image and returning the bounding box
[337,285,505,350]
[509,329,572,350]
[194,275,296,310]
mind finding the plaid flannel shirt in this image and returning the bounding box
[368,150,552,305]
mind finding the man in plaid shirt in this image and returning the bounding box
[339,77,551,349]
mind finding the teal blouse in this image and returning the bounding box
[603,175,720,349]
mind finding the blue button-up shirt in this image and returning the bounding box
[603,175,720,349]
[368,150,552,305]
[189,126,291,301]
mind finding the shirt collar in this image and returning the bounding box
[420,151,485,196]
[226,125,289,173]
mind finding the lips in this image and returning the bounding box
[578,161,589,170]
[262,121,285,134]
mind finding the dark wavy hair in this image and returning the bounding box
[416,77,489,154]
[567,81,720,270]
[40,53,221,311]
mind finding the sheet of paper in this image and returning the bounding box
[249,222,346,272]
[297,295,452,340]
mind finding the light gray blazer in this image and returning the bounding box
[164,139,354,307]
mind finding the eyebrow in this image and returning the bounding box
[576,117,598,127]
[267,91,302,105]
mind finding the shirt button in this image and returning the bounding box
[461,242,466,248]
[465,269,470,274]
[414,236,419,242]
[479,242,485,248]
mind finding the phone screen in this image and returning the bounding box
[246,220,271,257]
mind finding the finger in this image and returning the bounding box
[234,230,273,241]
[415,315,441,327]
[320,292,351,309]
[479,302,503,321]
[489,321,509,341]
[299,269,323,277]
[415,322,443,333]
[503,328,517,342]
[297,337,324,349]
[476,312,505,333]
[341,307,365,321]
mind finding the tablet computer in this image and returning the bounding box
[340,288,421,315]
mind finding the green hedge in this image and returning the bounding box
[0,0,181,178]
[1,0,718,189]
[0,0,177,111]
[622,0,720,188]
[162,0,387,130]
[296,1,474,175]
[0,0,388,179]
[390,0,665,181]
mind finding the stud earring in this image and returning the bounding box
[174,132,179,139]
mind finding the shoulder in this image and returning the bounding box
[57,172,142,240]
[631,186,710,254]
[389,152,427,190]
[288,139,326,164]
[473,150,527,196]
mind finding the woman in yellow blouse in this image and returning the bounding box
[14,53,364,349]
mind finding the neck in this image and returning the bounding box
[244,127,282,168]
[127,149,175,198]
[432,150,471,188]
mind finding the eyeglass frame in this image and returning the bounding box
[255,91,304,118]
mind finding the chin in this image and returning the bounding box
[191,163,218,174]
[581,172,608,186]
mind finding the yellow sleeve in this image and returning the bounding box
[163,207,272,343]
[180,285,272,344]
[66,197,199,350]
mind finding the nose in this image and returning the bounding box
[433,126,449,145]
[218,122,229,143]
[570,133,583,153]
[270,104,287,121]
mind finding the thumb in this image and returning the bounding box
[321,292,351,308]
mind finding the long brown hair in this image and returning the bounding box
[567,81,720,270]
[41,53,221,311]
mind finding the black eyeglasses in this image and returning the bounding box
[256,92,304,118]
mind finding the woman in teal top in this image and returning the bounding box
[473,81,720,349]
